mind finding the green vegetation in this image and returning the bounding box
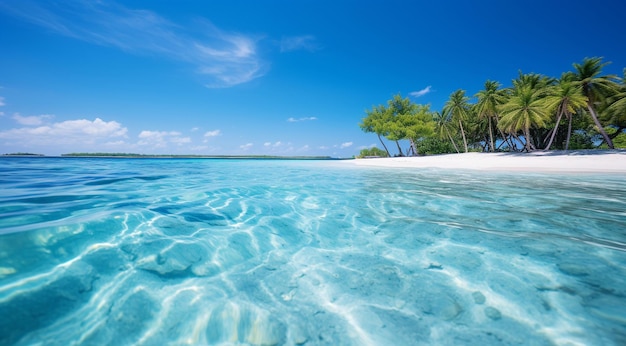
[359,94,435,156]
[360,57,626,155]
[357,147,389,158]
[2,152,44,156]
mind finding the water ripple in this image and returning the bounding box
[1,158,625,345]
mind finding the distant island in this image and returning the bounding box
[61,153,337,160]
[1,152,342,159]
[2,153,45,156]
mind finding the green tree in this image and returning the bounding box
[396,104,435,155]
[474,80,506,152]
[606,68,626,139]
[385,95,435,156]
[498,85,550,152]
[542,73,588,150]
[359,104,392,157]
[443,89,471,152]
[357,146,389,158]
[433,110,460,153]
[361,95,435,157]
[418,137,457,155]
[573,57,618,149]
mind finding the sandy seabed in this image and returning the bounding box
[349,150,626,173]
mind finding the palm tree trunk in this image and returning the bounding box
[511,133,525,151]
[587,104,615,149]
[458,119,468,153]
[565,114,573,151]
[395,140,403,156]
[446,129,460,153]
[409,138,418,156]
[545,108,564,151]
[524,126,533,152]
[377,134,391,157]
[496,127,511,150]
[488,117,495,152]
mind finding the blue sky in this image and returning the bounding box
[1,0,625,157]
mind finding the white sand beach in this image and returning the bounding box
[350,150,626,173]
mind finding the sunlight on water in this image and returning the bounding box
[1,157,625,345]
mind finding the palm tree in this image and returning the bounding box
[498,85,550,152]
[474,80,506,152]
[542,73,588,150]
[573,57,618,149]
[433,110,460,153]
[512,71,553,91]
[606,68,626,137]
[443,89,471,152]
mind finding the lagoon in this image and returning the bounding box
[1,157,625,345]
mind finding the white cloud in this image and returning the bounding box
[191,127,199,132]
[409,86,432,98]
[0,97,5,106]
[280,35,320,52]
[240,143,253,150]
[203,129,221,137]
[340,142,353,149]
[12,113,53,126]
[287,116,317,122]
[0,1,266,88]
[137,130,189,147]
[170,136,191,145]
[138,130,179,139]
[0,118,127,147]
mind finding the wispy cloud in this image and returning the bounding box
[203,129,221,137]
[0,97,5,107]
[409,86,432,98]
[340,142,353,149]
[240,143,253,150]
[190,145,209,151]
[137,130,190,148]
[358,144,378,150]
[280,35,320,52]
[202,129,221,143]
[12,113,53,126]
[264,141,282,147]
[0,118,127,147]
[287,116,317,122]
[0,1,266,87]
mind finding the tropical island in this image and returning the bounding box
[357,57,626,158]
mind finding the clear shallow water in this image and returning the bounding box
[1,158,625,346]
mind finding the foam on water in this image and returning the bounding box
[1,157,625,345]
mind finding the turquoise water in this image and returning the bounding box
[1,158,625,345]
